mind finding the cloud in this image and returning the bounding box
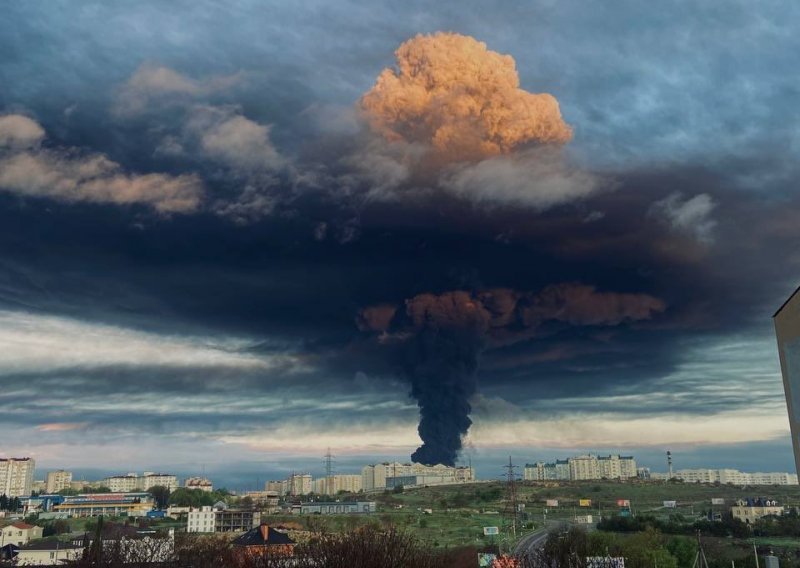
[0,114,45,149]
[359,32,571,163]
[114,64,242,117]
[439,148,604,209]
[186,106,284,172]
[650,192,717,243]
[0,114,204,213]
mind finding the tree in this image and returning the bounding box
[147,485,171,509]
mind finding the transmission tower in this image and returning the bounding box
[501,456,520,538]
[323,448,335,496]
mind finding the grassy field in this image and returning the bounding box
[260,479,800,549]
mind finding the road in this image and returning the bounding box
[512,527,549,557]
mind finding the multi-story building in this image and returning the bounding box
[523,455,636,482]
[663,469,798,485]
[265,480,288,496]
[775,286,800,475]
[313,475,363,495]
[141,473,178,492]
[287,474,312,496]
[187,504,261,533]
[0,457,35,497]
[103,473,178,492]
[184,477,213,492]
[104,474,139,493]
[731,498,783,524]
[14,540,83,566]
[570,455,600,481]
[362,462,474,491]
[46,470,73,494]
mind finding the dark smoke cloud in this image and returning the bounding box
[358,285,665,465]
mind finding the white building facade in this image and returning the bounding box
[0,457,35,497]
[45,470,73,494]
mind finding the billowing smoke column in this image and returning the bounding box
[358,285,666,466]
[359,32,572,162]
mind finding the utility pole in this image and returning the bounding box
[691,531,710,568]
[502,456,520,538]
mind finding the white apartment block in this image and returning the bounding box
[361,462,474,491]
[186,506,216,533]
[141,473,178,491]
[663,469,799,485]
[265,480,288,495]
[524,455,637,482]
[313,474,363,495]
[0,457,35,497]
[104,473,178,492]
[45,470,73,494]
[287,473,313,496]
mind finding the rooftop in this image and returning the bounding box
[232,524,295,547]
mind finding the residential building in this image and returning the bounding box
[299,501,376,514]
[313,474,363,495]
[104,474,139,493]
[184,477,213,492]
[141,473,178,492]
[287,473,312,496]
[665,469,798,485]
[232,524,295,559]
[14,540,83,566]
[775,285,800,475]
[361,462,474,490]
[570,455,600,481]
[0,522,43,547]
[265,480,288,496]
[187,506,217,533]
[45,470,72,494]
[0,458,35,497]
[187,504,261,534]
[243,491,279,511]
[524,455,636,481]
[53,493,154,518]
[731,498,783,524]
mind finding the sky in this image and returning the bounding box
[1,0,799,487]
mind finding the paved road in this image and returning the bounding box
[512,528,549,557]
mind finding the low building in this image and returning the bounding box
[232,524,295,559]
[45,470,73,494]
[731,498,783,524]
[53,492,154,518]
[0,522,43,547]
[299,501,376,514]
[244,491,280,510]
[14,540,83,566]
[184,477,213,492]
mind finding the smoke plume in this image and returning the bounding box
[358,284,665,465]
[359,32,572,163]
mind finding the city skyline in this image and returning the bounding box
[1,1,799,474]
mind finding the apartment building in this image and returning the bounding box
[45,470,73,494]
[661,469,799,485]
[0,457,35,497]
[313,475,363,495]
[731,498,783,524]
[103,473,178,492]
[287,474,312,496]
[524,455,637,481]
[361,462,474,491]
[187,504,261,533]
